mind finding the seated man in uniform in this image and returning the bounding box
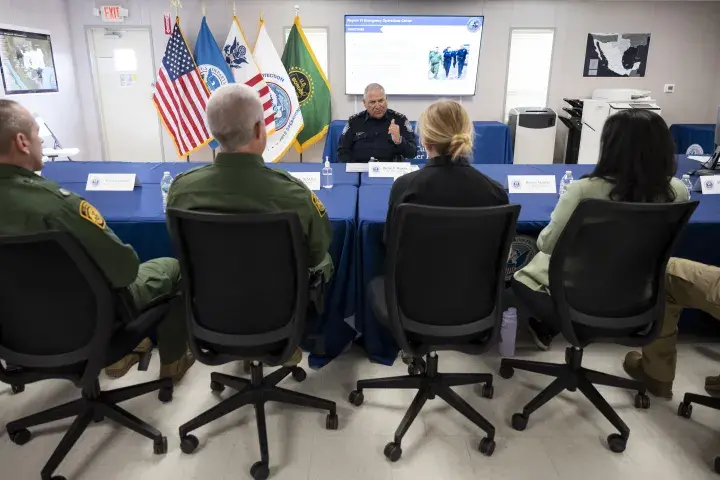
[623,258,720,398]
[337,83,417,163]
[0,99,194,383]
[167,84,333,366]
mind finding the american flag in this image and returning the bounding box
[153,22,212,157]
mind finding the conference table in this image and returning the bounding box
[321,119,514,164]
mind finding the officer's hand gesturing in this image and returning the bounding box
[388,119,402,145]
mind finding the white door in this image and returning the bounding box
[88,28,163,161]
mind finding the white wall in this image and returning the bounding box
[63,0,720,162]
[0,0,86,158]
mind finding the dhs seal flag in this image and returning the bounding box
[505,235,539,282]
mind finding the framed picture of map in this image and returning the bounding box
[583,33,651,78]
[0,25,59,94]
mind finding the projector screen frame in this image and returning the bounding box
[0,23,59,95]
[344,14,485,97]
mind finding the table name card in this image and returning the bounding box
[507,175,557,194]
[289,171,321,191]
[346,163,369,173]
[86,173,138,191]
[368,162,414,178]
[699,175,720,195]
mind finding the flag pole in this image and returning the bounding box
[201,2,206,16]
[170,0,182,18]
[233,1,236,16]
[295,4,301,163]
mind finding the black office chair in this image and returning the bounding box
[678,391,720,474]
[0,232,174,480]
[500,199,698,453]
[349,204,520,461]
[167,209,338,480]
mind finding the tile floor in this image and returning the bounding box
[2,340,720,479]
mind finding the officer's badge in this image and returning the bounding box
[505,235,539,282]
[79,200,106,230]
[311,192,327,217]
[342,123,350,135]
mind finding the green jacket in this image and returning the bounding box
[0,164,140,288]
[167,153,334,280]
[429,51,442,65]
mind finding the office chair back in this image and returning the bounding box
[167,209,307,365]
[385,204,520,351]
[549,199,698,345]
[0,232,116,387]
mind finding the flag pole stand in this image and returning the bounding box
[186,155,190,163]
[300,152,303,163]
[212,149,217,161]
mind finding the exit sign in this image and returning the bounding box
[101,6,128,23]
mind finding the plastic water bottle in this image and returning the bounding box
[322,157,333,189]
[369,156,377,163]
[499,308,518,357]
[160,171,173,213]
[559,170,574,197]
[682,174,693,199]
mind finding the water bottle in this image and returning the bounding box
[160,171,173,213]
[322,157,333,189]
[369,156,377,163]
[499,308,518,357]
[559,170,574,197]
[682,174,693,199]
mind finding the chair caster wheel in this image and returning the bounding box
[11,384,24,394]
[153,436,168,455]
[499,365,514,379]
[634,393,650,409]
[478,437,496,456]
[511,413,528,431]
[407,363,424,376]
[678,401,693,419]
[384,442,402,462]
[180,434,199,454]
[210,380,225,393]
[9,428,31,445]
[714,456,720,474]
[348,390,364,406]
[250,461,270,480]
[158,386,173,403]
[481,384,494,399]
[326,413,339,430]
[292,367,307,382]
[607,433,627,453]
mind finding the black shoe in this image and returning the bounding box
[528,318,553,351]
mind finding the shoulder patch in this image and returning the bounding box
[342,122,350,135]
[79,200,106,229]
[311,192,327,217]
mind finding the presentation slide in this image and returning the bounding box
[0,27,58,94]
[345,15,484,96]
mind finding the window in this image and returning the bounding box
[504,29,555,121]
[284,27,328,78]
[113,48,137,72]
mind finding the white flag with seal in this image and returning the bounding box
[253,18,304,163]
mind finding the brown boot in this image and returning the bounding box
[159,350,196,385]
[105,338,153,379]
[623,351,673,399]
[283,347,303,367]
[705,375,720,395]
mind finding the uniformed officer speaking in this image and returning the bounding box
[337,83,417,163]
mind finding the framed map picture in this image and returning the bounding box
[583,33,650,78]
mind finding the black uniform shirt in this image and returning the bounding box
[337,109,417,163]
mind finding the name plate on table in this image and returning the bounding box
[368,162,414,178]
[289,171,321,191]
[86,173,139,191]
[507,175,557,194]
[346,163,369,173]
[698,175,720,194]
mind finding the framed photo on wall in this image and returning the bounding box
[583,33,651,78]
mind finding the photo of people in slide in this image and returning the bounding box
[428,44,470,80]
[0,28,58,94]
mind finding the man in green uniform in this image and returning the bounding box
[0,99,194,383]
[429,47,442,79]
[167,83,333,366]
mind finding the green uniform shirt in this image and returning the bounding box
[0,164,140,288]
[166,153,334,280]
[429,51,442,65]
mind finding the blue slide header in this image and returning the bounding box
[345,15,483,33]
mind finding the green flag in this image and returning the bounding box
[282,16,331,153]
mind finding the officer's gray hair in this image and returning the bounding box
[0,99,35,156]
[206,84,264,151]
[363,83,386,100]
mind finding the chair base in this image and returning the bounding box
[349,352,496,462]
[178,362,338,480]
[500,346,649,453]
[6,378,172,480]
[677,392,720,475]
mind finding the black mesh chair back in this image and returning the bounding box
[167,209,307,365]
[549,199,698,346]
[385,204,520,353]
[0,232,116,388]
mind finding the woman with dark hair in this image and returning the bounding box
[514,109,689,350]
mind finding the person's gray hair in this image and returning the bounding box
[206,84,264,151]
[0,99,34,156]
[363,83,386,100]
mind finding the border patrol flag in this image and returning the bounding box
[281,16,331,152]
[193,17,233,150]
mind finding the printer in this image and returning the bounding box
[577,89,661,164]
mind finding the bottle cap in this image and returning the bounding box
[565,170,572,174]
[682,174,690,178]
[325,160,330,168]
[164,171,170,175]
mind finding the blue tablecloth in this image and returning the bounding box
[321,119,513,164]
[42,161,360,187]
[357,156,720,364]
[670,124,715,155]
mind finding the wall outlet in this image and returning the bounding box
[664,84,676,94]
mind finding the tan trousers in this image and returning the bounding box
[641,258,720,382]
